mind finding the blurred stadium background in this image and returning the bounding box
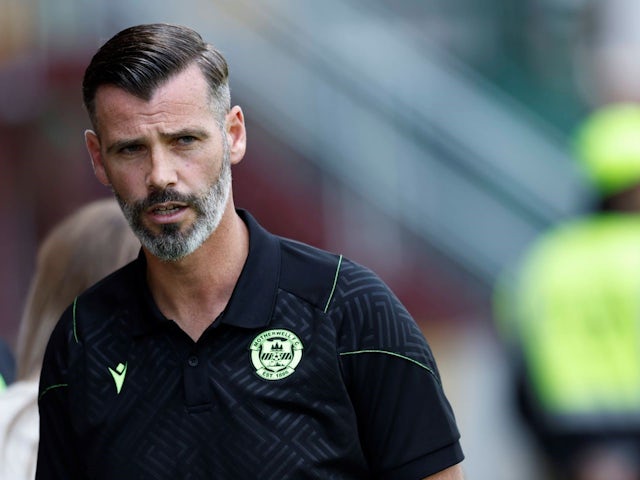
[2,0,636,477]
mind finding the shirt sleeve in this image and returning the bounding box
[36,306,85,479]
[340,350,463,479]
[335,262,464,480]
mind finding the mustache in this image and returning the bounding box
[134,189,198,211]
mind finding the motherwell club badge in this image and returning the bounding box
[250,329,303,380]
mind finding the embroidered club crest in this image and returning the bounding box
[250,329,303,380]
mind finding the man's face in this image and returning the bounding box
[115,144,231,262]
[85,64,240,261]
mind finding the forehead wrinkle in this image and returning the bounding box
[94,67,216,142]
[102,93,212,125]
[100,103,203,137]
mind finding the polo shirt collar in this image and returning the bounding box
[221,209,280,328]
[132,209,280,335]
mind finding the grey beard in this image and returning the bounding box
[117,157,232,262]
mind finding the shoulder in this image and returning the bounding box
[47,259,141,351]
[77,259,140,313]
[276,237,394,312]
[277,237,423,355]
[72,259,142,334]
[40,260,142,400]
[276,237,343,311]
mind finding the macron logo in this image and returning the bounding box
[108,362,128,394]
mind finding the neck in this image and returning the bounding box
[144,206,249,341]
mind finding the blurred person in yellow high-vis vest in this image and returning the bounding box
[495,103,640,480]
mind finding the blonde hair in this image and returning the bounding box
[15,198,140,381]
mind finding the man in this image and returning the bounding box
[37,23,464,479]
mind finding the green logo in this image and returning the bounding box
[108,362,127,394]
[250,329,303,381]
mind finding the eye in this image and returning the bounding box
[177,135,197,145]
[118,143,145,155]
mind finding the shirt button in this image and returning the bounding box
[187,356,199,367]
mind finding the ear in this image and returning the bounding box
[84,129,110,186]
[225,106,247,166]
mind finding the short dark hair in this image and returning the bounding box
[83,23,231,132]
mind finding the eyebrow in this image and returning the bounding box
[105,138,144,155]
[161,128,211,141]
[104,128,212,155]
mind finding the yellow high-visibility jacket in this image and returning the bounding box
[495,214,640,424]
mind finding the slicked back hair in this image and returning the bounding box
[83,23,231,133]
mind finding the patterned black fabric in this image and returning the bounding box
[37,210,462,479]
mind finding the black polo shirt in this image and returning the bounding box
[37,209,463,480]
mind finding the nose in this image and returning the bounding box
[146,148,177,191]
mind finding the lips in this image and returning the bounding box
[146,202,188,223]
[150,202,185,215]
